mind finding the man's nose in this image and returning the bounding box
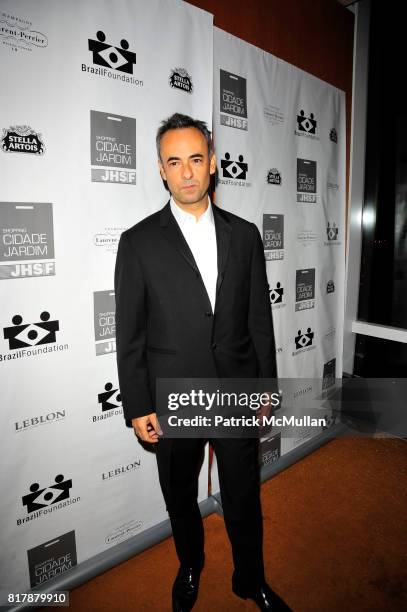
[181,162,193,179]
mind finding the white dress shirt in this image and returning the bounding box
[170,196,218,312]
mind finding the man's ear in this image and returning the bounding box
[158,159,167,181]
[209,153,216,175]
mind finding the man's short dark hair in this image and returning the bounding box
[156,113,213,159]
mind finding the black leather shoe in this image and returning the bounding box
[232,581,292,611]
[172,562,204,611]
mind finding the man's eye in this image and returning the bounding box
[169,161,179,167]
[192,158,202,164]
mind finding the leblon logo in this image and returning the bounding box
[88,31,136,73]
[169,68,193,93]
[2,126,44,155]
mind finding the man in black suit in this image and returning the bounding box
[115,113,290,611]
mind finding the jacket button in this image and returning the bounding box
[212,343,217,349]
[205,311,212,317]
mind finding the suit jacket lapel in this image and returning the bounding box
[213,203,232,298]
[159,201,200,274]
[159,200,232,303]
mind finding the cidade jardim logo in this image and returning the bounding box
[94,290,116,356]
[2,125,44,154]
[0,202,55,280]
[295,268,315,312]
[219,69,248,130]
[27,531,77,588]
[263,214,284,261]
[297,159,317,203]
[90,111,136,184]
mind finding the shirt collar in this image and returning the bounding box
[170,195,214,227]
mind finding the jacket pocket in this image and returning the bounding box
[147,345,178,355]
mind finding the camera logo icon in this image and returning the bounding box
[88,31,136,74]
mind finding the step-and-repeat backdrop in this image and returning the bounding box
[0,4,346,598]
[211,28,346,485]
[0,0,213,598]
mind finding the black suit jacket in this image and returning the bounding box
[114,201,276,424]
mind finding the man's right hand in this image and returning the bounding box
[132,412,162,443]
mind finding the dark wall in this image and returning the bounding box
[186,0,354,204]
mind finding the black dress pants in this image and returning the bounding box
[155,436,265,590]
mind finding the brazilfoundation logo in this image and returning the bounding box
[295,109,319,140]
[325,222,340,245]
[0,13,47,53]
[94,290,116,356]
[27,531,77,588]
[90,111,136,184]
[1,310,68,362]
[0,202,55,280]
[295,268,315,312]
[2,125,44,154]
[263,214,284,261]
[92,381,123,422]
[169,67,193,93]
[269,282,285,310]
[266,168,282,185]
[293,327,316,355]
[219,69,248,130]
[297,159,317,203]
[18,475,80,525]
[82,30,142,86]
[219,153,250,186]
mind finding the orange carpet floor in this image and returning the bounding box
[46,435,407,611]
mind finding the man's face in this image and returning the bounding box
[158,127,216,206]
